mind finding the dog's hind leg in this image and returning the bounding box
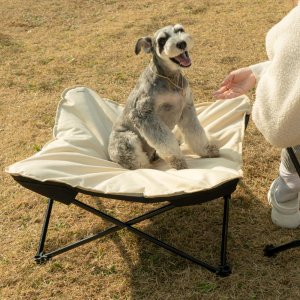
[108,131,150,169]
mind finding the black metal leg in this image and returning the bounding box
[34,196,234,276]
[35,198,53,264]
[264,240,300,257]
[72,199,223,274]
[216,195,231,277]
[34,200,175,262]
[287,147,300,177]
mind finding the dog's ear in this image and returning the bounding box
[135,37,153,55]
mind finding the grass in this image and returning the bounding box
[1,0,300,299]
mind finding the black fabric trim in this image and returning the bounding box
[12,175,239,207]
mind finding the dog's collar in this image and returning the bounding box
[149,64,184,91]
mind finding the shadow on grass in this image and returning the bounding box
[104,181,300,299]
[30,182,300,299]
[127,201,229,299]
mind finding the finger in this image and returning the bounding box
[213,93,224,99]
[220,74,234,87]
[221,90,241,99]
[214,89,241,100]
[213,85,229,96]
[213,93,226,100]
[213,89,232,99]
[213,90,228,99]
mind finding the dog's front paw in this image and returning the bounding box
[203,145,219,158]
[169,156,188,170]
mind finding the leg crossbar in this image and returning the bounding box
[35,195,232,277]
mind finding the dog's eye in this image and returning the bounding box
[158,37,168,47]
[174,27,185,33]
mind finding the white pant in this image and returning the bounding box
[279,162,300,191]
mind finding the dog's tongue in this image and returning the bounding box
[174,52,191,67]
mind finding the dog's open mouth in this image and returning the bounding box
[170,51,191,68]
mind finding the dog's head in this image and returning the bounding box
[135,24,193,71]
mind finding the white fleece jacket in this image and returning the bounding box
[250,3,300,148]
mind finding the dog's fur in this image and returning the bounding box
[108,24,219,170]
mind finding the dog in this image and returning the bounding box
[108,24,219,170]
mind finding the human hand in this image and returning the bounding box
[213,67,256,99]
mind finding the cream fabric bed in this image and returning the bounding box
[6,86,251,198]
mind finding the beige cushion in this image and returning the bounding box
[6,86,250,198]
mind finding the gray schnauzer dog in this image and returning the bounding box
[108,24,219,170]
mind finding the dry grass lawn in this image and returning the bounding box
[1,0,300,299]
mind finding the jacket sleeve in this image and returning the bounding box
[249,61,271,83]
[251,36,300,148]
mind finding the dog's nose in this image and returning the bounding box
[176,41,187,50]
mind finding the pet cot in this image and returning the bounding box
[264,147,300,257]
[6,86,250,277]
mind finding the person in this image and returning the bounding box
[213,1,300,228]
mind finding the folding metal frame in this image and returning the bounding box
[264,147,300,257]
[13,175,239,277]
